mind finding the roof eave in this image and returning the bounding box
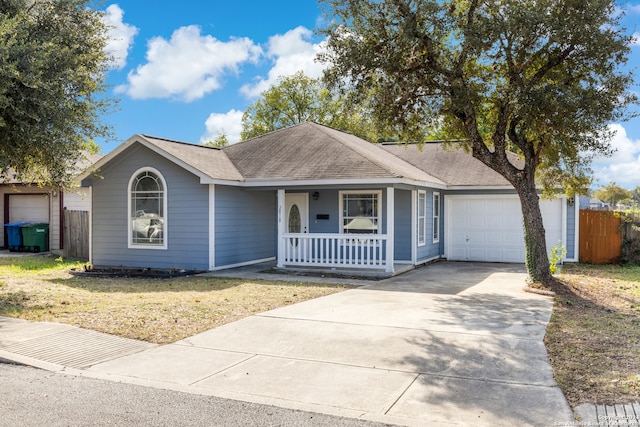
[243,177,448,188]
[446,185,516,191]
[77,134,242,185]
[75,134,143,182]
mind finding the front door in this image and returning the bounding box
[284,193,309,251]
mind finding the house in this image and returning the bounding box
[2,152,102,254]
[78,122,578,275]
[578,196,610,210]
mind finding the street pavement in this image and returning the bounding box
[1,363,393,427]
[1,261,576,426]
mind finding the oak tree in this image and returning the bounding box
[594,182,633,208]
[319,0,636,284]
[241,71,395,142]
[0,0,114,188]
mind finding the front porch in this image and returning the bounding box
[279,233,404,275]
[276,188,398,274]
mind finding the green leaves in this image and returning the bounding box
[594,182,634,207]
[0,0,114,189]
[240,71,400,142]
[319,0,637,284]
[319,0,637,193]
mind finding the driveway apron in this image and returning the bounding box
[83,262,574,426]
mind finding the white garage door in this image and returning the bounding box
[446,195,563,263]
[9,194,50,223]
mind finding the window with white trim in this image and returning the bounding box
[433,192,440,243]
[340,191,381,234]
[128,168,167,248]
[417,190,426,246]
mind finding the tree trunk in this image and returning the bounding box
[515,183,552,285]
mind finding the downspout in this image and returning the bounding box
[277,189,285,268]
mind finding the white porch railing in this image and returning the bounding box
[281,233,388,269]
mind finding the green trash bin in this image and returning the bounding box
[20,223,49,253]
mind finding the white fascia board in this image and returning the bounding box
[75,135,141,182]
[404,179,448,190]
[244,177,404,186]
[445,193,519,200]
[445,185,518,191]
[243,177,448,189]
[199,178,245,186]
[134,136,217,184]
[77,134,244,187]
[447,185,570,194]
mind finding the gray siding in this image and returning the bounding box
[307,188,389,234]
[304,187,435,263]
[91,144,210,270]
[215,186,276,267]
[309,190,340,233]
[394,189,412,261]
[417,189,442,262]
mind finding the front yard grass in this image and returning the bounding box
[546,263,640,406]
[0,255,352,344]
[3,256,639,406]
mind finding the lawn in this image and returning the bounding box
[0,255,352,344]
[2,255,638,406]
[546,263,640,406]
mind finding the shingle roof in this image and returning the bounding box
[80,122,518,188]
[380,142,520,187]
[222,122,445,184]
[140,135,244,182]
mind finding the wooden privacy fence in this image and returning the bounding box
[579,210,622,264]
[63,209,89,260]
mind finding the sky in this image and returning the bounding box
[97,1,640,190]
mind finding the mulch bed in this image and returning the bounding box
[260,268,383,281]
[70,266,205,278]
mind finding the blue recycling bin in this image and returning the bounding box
[5,222,29,251]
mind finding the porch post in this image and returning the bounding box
[277,189,285,268]
[386,187,395,273]
[208,184,215,270]
[411,189,417,265]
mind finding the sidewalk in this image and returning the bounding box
[0,262,594,426]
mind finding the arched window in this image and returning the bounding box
[128,168,166,248]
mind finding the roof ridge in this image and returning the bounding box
[141,134,221,151]
[310,124,396,173]
[313,125,445,184]
[379,139,466,146]
[224,122,312,149]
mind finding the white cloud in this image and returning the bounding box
[200,109,244,144]
[102,4,138,70]
[590,123,640,189]
[118,26,262,102]
[632,32,640,46]
[628,4,640,14]
[240,26,327,98]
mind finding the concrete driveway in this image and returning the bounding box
[79,262,573,426]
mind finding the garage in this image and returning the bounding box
[8,194,50,223]
[445,195,563,263]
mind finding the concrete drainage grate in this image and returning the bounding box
[575,402,640,426]
[1,328,156,369]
